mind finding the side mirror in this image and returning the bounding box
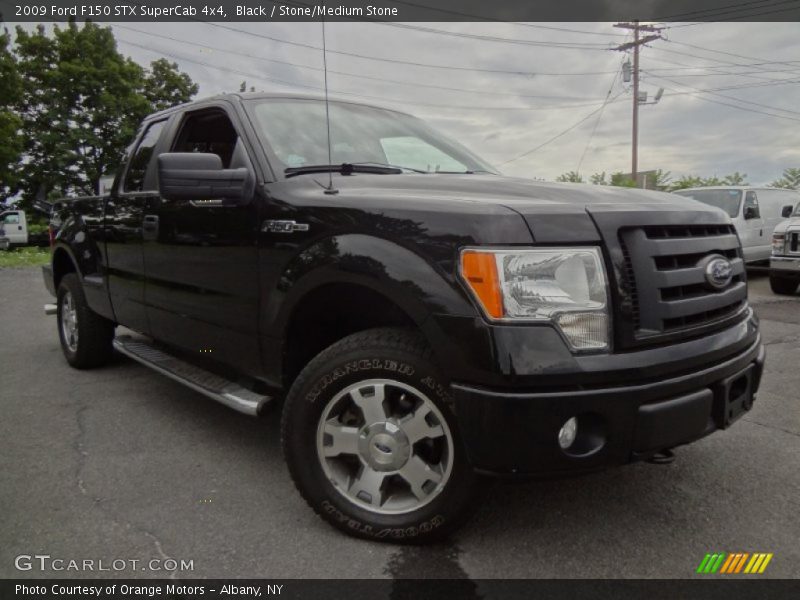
[782,205,794,218]
[157,153,249,203]
[743,206,758,220]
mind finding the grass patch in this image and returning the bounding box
[0,246,51,268]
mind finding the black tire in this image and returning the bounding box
[56,273,115,369]
[770,275,798,295]
[281,327,481,543]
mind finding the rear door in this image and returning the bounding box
[105,118,170,334]
[142,104,262,374]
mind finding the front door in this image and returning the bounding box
[105,119,169,335]
[143,107,262,375]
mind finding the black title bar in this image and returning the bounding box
[2,0,800,22]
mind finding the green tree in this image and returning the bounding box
[610,172,636,188]
[771,168,800,190]
[670,175,704,190]
[143,58,198,113]
[651,169,672,191]
[0,27,23,200]
[12,22,197,207]
[590,171,607,185]
[556,171,583,183]
[701,175,724,186]
[722,172,748,186]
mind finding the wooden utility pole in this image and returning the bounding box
[612,22,662,185]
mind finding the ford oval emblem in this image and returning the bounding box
[704,256,734,289]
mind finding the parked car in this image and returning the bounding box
[42,93,764,542]
[673,187,800,264]
[770,201,800,295]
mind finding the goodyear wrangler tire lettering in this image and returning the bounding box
[282,328,481,544]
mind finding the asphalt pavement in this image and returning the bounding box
[1,267,798,579]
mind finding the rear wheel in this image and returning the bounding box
[770,274,798,295]
[57,273,115,368]
[281,328,481,543]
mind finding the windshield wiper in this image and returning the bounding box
[350,162,429,174]
[284,163,403,178]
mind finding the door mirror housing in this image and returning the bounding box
[743,206,758,220]
[782,205,794,218]
[157,153,249,203]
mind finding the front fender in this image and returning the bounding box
[261,233,480,382]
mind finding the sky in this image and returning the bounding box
[8,20,800,185]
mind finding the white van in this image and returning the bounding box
[673,187,800,263]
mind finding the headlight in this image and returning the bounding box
[772,233,786,255]
[459,247,610,351]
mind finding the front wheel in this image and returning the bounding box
[281,328,481,543]
[770,274,798,295]
[57,273,115,368]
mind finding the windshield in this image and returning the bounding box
[794,203,800,217]
[674,189,742,218]
[247,99,495,175]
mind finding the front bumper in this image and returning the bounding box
[449,326,765,477]
[770,256,800,279]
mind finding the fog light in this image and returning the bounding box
[558,417,578,449]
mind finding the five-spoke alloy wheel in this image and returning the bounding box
[282,328,481,543]
[316,379,454,514]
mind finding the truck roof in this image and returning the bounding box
[145,91,413,122]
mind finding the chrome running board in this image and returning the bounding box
[113,335,270,416]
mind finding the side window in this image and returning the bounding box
[743,191,760,218]
[124,120,167,192]
[3,213,20,225]
[172,110,239,167]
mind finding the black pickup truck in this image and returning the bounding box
[43,92,765,542]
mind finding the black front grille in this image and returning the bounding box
[619,224,747,343]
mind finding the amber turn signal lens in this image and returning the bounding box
[461,251,504,319]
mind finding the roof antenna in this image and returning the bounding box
[321,18,338,195]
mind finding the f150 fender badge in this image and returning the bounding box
[262,220,310,233]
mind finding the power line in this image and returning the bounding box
[645,71,800,115]
[654,79,800,122]
[577,67,623,173]
[265,1,613,49]
[112,25,610,101]
[117,38,628,112]
[389,0,627,37]
[656,0,800,21]
[667,39,800,72]
[497,93,626,167]
[664,1,800,28]
[193,20,616,77]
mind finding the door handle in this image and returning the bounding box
[142,214,159,240]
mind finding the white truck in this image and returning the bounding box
[770,201,800,295]
[0,209,30,247]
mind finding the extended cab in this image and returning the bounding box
[43,93,765,542]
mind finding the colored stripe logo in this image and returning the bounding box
[696,552,773,574]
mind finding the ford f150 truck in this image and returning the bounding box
[43,93,765,542]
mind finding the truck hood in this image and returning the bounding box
[322,173,731,242]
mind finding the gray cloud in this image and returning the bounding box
[8,20,800,184]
